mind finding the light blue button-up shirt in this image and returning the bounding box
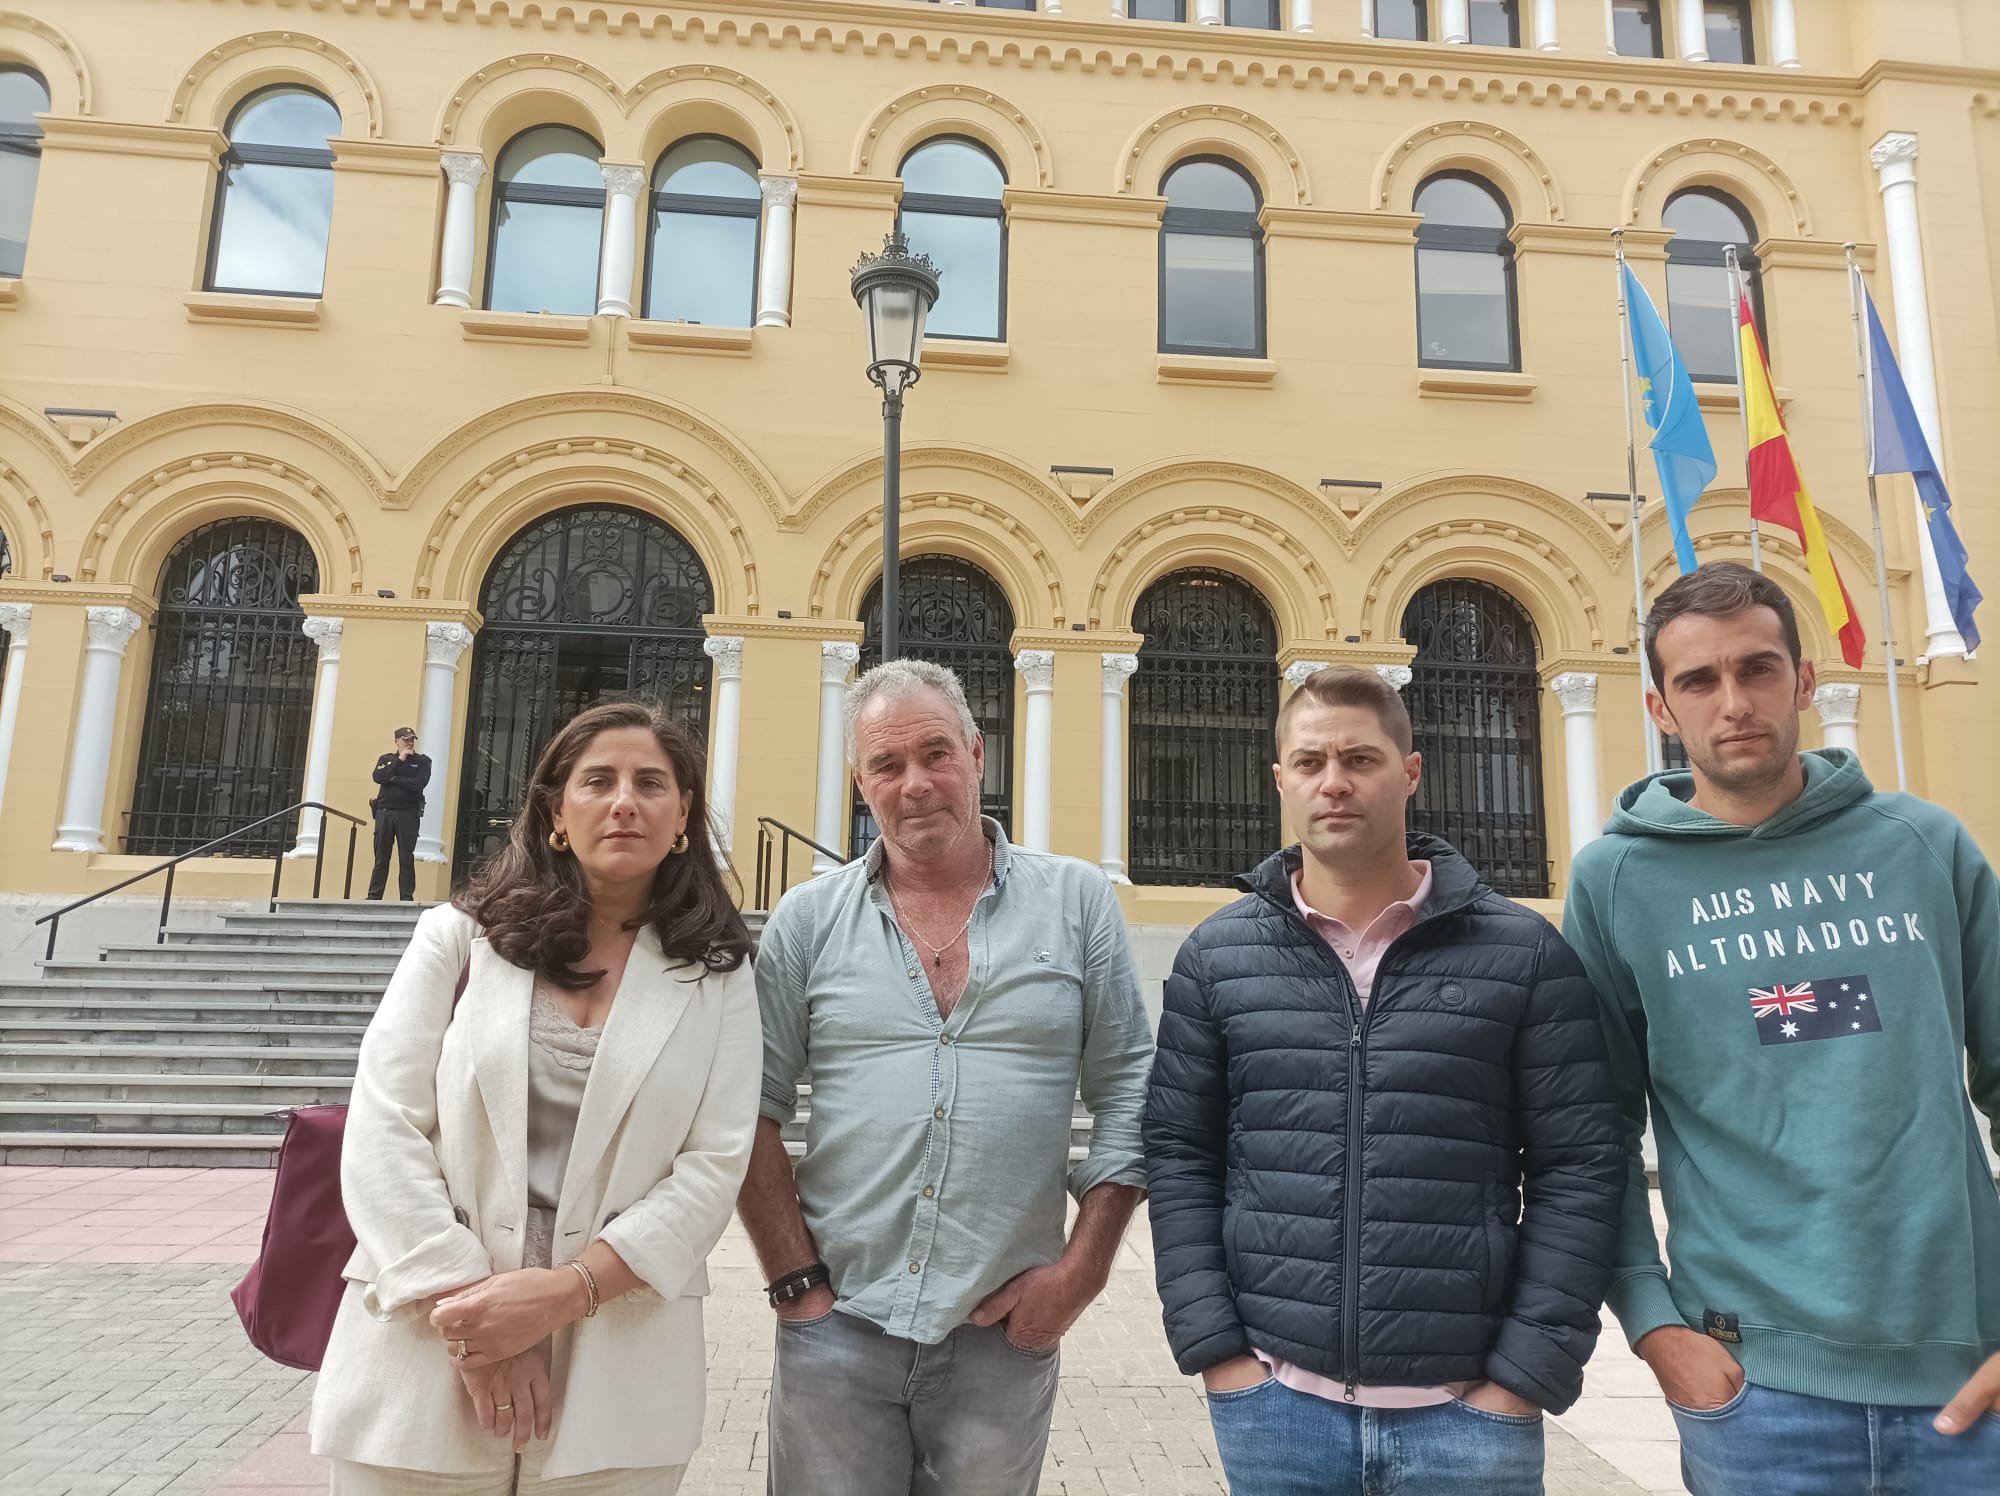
[755,819,1153,1345]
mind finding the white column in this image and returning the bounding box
[597,164,645,320]
[1360,0,1374,37]
[1550,673,1603,853]
[1283,660,1330,691]
[1290,0,1313,34]
[1768,0,1799,67]
[1870,132,1969,661]
[703,636,744,857]
[1099,654,1137,883]
[286,617,343,860]
[1813,683,1862,756]
[1534,0,1559,50]
[1675,0,1708,60]
[1044,0,1063,13]
[1602,0,1618,53]
[52,606,144,853]
[1196,0,1223,24]
[1015,650,1055,854]
[1109,0,1126,15]
[1442,0,1470,44]
[1375,664,1414,692]
[434,152,485,310]
[755,177,798,329]
[814,643,860,874]
[414,622,474,864]
[0,603,30,820]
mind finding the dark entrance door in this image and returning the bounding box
[1128,567,1281,886]
[1401,578,1549,897]
[455,505,713,878]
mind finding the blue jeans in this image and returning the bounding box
[1672,1381,2000,1495]
[1206,1377,1545,1496]
[766,1307,1060,1496]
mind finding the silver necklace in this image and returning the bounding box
[887,840,994,969]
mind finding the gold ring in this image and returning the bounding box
[454,1340,469,1360]
[494,1403,514,1412]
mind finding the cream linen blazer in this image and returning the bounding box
[310,904,761,1479]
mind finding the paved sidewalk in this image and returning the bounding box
[1,1168,1682,1495]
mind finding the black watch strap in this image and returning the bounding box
[767,1261,831,1308]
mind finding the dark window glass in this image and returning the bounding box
[0,66,49,279]
[1375,0,1428,41]
[206,87,338,297]
[1415,173,1517,371]
[488,125,603,316]
[1160,159,1263,357]
[899,138,1006,341]
[1129,0,1187,17]
[980,0,1038,10]
[1704,0,1753,64]
[1227,0,1280,27]
[1612,0,1664,57]
[1468,0,1521,46]
[645,136,759,327]
[1664,188,1761,384]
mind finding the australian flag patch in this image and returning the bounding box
[1749,976,1883,1046]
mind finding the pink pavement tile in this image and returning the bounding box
[205,1406,330,1495]
[0,1241,81,1262]
[65,1242,193,1263]
[168,1241,259,1264]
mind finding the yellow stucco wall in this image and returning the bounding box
[0,0,1992,911]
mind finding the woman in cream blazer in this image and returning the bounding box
[312,702,761,1492]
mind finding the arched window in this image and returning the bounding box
[851,555,1015,857]
[487,126,605,316]
[643,136,760,327]
[127,518,321,856]
[458,505,714,876]
[1469,0,1522,45]
[898,139,1006,341]
[1612,0,1665,58]
[1663,187,1762,384]
[1160,158,1264,358]
[205,87,339,297]
[1414,172,1518,372]
[1129,568,1280,887]
[1401,578,1548,897]
[1374,0,1428,41]
[0,66,49,279]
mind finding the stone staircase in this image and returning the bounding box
[0,900,1098,1168]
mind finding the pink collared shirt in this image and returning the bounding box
[1251,861,1475,1409]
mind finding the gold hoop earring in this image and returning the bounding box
[671,832,689,856]
[549,830,570,852]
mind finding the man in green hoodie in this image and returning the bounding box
[1563,561,2000,1494]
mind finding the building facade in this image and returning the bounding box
[0,0,1993,927]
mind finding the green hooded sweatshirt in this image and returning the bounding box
[1563,748,2000,1406]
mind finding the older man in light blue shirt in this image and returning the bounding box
[739,659,1152,1496]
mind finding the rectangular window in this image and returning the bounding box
[1704,0,1753,63]
[1227,0,1280,27]
[979,0,1038,10]
[487,200,602,316]
[1129,0,1187,18]
[647,210,756,327]
[1665,260,1737,384]
[1417,248,1515,370]
[1611,0,1664,57]
[1467,0,1520,47]
[1163,231,1259,354]
[1374,0,1428,42]
[903,209,1003,341]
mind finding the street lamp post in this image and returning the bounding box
[850,231,940,663]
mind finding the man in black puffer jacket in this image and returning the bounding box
[1144,666,1623,1495]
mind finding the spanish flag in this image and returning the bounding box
[1739,295,1866,667]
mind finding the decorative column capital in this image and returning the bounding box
[83,606,143,655]
[821,640,861,684]
[1812,682,1861,728]
[1375,664,1414,692]
[425,620,475,669]
[1014,649,1055,692]
[1283,660,1330,691]
[760,175,798,210]
[0,601,31,643]
[703,635,745,679]
[1549,671,1599,714]
[302,615,344,662]
[440,151,486,188]
[1870,132,1919,181]
[601,163,646,199]
[1101,652,1139,692]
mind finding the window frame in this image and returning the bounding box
[1127,0,1190,19]
[1662,185,1765,384]
[1158,156,1267,360]
[202,85,340,300]
[1412,170,1520,374]
[1703,0,1756,64]
[897,135,1009,344]
[639,134,763,327]
[0,65,50,281]
[1374,0,1431,42]
[1468,0,1523,48]
[1226,0,1282,29]
[483,124,608,316]
[1611,0,1666,58]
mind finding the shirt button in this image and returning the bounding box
[1342,949,1355,959]
[922,1185,936,1199]
[939,1033,952,1046]
[908,1262,921,1274]
[907,968,918,979]
[933,1106,946,1120]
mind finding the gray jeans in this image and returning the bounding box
[766,1309,1061,1496]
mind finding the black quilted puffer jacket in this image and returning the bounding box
[1143,837,1623,1414]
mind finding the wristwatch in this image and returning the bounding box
[767,1261,831,1309]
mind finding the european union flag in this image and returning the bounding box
[1622,264,1717,573]
[1864,290,1982,651]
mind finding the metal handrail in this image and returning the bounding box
[33,800,369,960]
[753,816,848,911]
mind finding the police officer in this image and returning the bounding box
[366,727,431,901]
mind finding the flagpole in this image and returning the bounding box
[1725,245,1763,573]
[1614,229,1665,774]
[1844,244,1909,792]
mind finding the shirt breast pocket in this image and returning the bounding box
[976,949,1086,1052]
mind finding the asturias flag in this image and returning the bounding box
[1863,289,1982,651]
[1622,263,1716,573]
[1738,295,1867,668]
